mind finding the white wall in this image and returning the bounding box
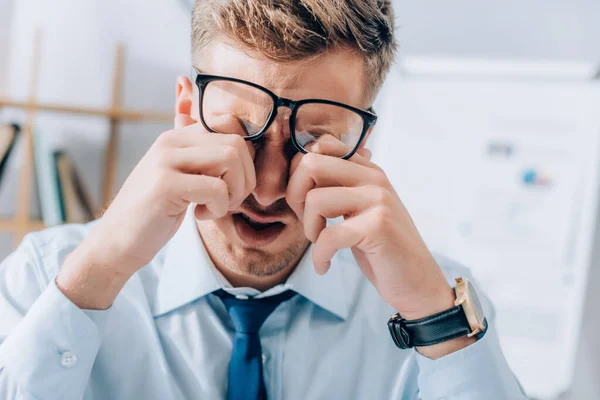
[0,0,15,94]
[391,2,600,399]
[393,0,600,64]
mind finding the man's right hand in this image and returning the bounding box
[56,118,256,310]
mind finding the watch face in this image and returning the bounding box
[468,281,486,326]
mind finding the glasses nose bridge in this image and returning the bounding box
[275,96,297,112]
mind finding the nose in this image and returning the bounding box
[251,109,291,207]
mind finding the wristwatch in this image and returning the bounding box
[387,277,487,349]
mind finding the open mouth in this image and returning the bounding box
[233,212,286,246]
[237,213,283,230]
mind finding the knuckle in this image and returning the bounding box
[372,206,391,229]
[318,225,333,242]
[221,145,239,164]
[300,152,318,171]
[373,163,385,173]
[248,170,257,191]
[212,177,227,194]
[228,134,246,149]
[284,190,295,207]
[372,186,391,205]
[304,189,318,209]
[303,224,314,242]
[372,170,388,187]
[155,130,176,148]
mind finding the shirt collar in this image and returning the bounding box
[152,206,350,320]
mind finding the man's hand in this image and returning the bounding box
[57,117,256,310]
[286,136,475,358]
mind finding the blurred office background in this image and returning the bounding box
[1,1,600,398]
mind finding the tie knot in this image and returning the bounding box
[216,290,296,334]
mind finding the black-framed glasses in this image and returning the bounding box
[195,73,377,159]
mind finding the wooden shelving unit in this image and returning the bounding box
[0,30,174,248]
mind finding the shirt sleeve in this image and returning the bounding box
[0,230,111,400]
[413,254,527,400]
[415,327,526,399]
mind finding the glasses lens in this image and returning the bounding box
[201,80,274,137]
[294,103,365,157]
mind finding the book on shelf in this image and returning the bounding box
[33,129,63,226]
[54,151,95,224]
[0,124,20,186]
[34,131,95,226]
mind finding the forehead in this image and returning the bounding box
[197,42,368,109]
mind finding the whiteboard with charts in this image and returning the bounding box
[371,57,600,400]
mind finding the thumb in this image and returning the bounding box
[174,114,196,130]
[356,147,372,161]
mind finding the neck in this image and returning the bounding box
[217,262,297,292]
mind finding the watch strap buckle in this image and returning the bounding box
[387,313,411,349]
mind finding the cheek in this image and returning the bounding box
[284,217,307,241]
[191,88,201,121]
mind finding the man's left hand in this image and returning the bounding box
[286,136,457,323]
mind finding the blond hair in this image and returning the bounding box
[192,0,397,100]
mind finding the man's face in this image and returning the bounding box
[186,42,368,282]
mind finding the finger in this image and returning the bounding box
[165,131,256,205]
[303,134,354,158]
[356,147,372,161]
[174,114,196,130]
[194,203,220,220]
[177,114,246,138]
[172,173,229,218]
[286,153,374,219]
[312,213,369,274]
[289,135,371,178]
[215,134,256,207]
[166,114,247,148]
[305,134,374,166]
[303,187,371,243]
[168,146,245,208]
[178,114,256,166]
[230,136,257,203]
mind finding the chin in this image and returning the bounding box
[197,214,309,278]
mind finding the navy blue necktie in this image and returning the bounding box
[216,289,296,400]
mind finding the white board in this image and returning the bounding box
[371,57,600,399]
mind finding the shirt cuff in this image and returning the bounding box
[415,327,525,400]
[0,279,111,399]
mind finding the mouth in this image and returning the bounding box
[233,211,286,247]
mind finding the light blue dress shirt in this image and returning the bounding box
[0,206,526,400]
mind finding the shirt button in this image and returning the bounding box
[60,351,78,368]
[235,294,249,300]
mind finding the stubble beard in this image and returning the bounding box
[199,220,310,278]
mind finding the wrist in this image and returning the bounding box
[56,239,133,310]
[392,282,456,321]
[390,280,477,360]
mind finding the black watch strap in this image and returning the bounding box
[388,305,475,349]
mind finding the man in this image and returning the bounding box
[0,1,525,399]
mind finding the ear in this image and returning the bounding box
[357,127,375,160]
[175,75,196,129]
